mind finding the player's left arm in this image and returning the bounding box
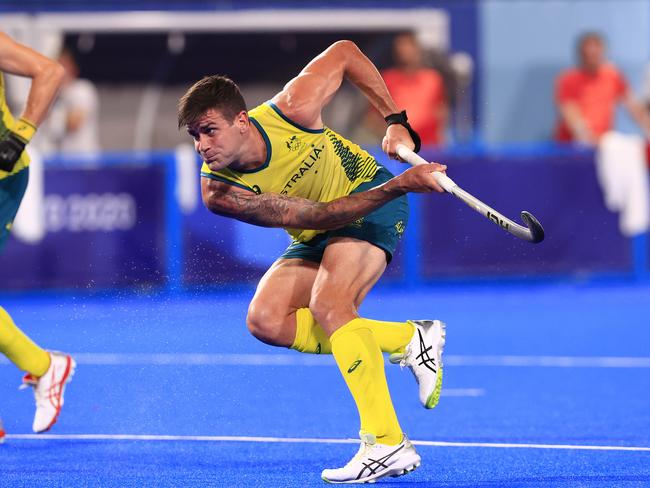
[0,33,65,125]
[0,32,65,171]
[201,162,446,230]
[270,40,415,158]
[622,92,650,140]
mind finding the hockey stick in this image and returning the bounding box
[396,144,545,243]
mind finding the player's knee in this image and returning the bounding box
[246,304,286,346]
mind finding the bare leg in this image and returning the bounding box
[309,237,403,445]
[309,237,387,335]
[246,258,318,347]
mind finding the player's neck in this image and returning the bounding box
[229,123,267,172]
[580,62,602,76]
[399,63,420,75]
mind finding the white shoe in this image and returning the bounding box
[390,320,446,409]
[321,433,421,484]
[20,351,76,433]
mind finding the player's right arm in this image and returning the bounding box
[0,32,65,171]
[202,162,447,230]
[621,90,650,141]
[271,40,415,158]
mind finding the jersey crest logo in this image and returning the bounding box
[285,135,304,152]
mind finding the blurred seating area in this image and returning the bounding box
[0,146,647,292]
[1,1,649,291]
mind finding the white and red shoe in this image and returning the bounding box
[20,351,76,433]
[0,418,5,443]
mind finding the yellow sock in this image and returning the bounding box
[291,308,331,354]
[330,318,402,445]
[291,308,413,355]
[0,307,50,376]
[369,318,414,355]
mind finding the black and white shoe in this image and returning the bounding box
[321,432,420,484]
[390,320,446,409]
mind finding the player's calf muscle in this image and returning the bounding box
[309,293,356,335]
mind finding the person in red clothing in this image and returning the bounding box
[366,32,448,147]
[555,32,650,145]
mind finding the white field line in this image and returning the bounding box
[5,434,650,452]
[446,355,650,368]
[440,388,485,397]
[2,353,649,368]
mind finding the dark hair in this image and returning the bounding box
[177,75,246,129]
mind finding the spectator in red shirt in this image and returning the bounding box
[555,32,650,145]
[365,33,448,147]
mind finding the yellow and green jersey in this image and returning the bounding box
[0,73,29,180]
[200,102,380,242]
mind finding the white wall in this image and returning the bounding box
[480,0,650,144]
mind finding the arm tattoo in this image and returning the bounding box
[204,179,404,231]
[295,184,401,230]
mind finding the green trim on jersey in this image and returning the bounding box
[267,102,325,134]
[239,117,272,173]
[200,172,257,193]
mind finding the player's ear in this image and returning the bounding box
[236,110,249,133]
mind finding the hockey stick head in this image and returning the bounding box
[520,211,545,243]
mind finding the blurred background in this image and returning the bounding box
[1,0,649,293]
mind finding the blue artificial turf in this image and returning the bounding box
[1,282,649,486]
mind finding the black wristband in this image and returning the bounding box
[0,132,27,172]
[384,110,422,153]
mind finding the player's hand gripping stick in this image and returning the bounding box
[396,144,545,244]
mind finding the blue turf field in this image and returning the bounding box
[1,282,649,486]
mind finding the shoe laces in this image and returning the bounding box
[349,443,373,465]
[19,373,38,390]
[399,344,424,387]
[346,432,377,465]
[19,374,53,409]
[399,343,413,368]
[20,371,60,410]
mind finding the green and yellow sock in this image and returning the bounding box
[0,307,50,376]
[330,318,403,445]
[291,308,413,355]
